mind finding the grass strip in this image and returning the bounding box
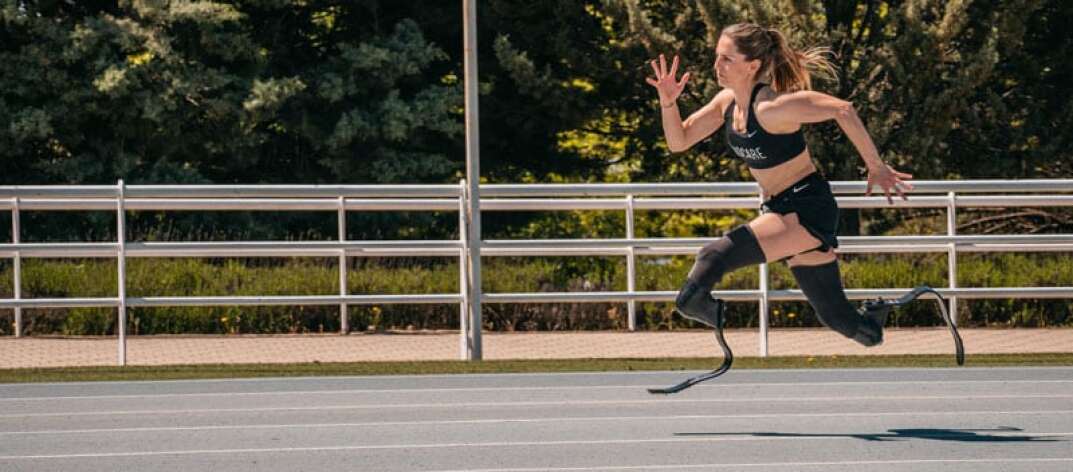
[2,353,1072,383]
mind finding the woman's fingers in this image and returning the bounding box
[866,165,914,204]
[891,168,914,195]
[647,54,687,101]
[677,71,690,89]
[881,178,909,202]
[878,180,894,204]
[650,54,689,82]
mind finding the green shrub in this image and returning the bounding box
[0,253,1069,335]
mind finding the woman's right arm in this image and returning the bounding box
[647,54,729,152]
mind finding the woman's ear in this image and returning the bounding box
[749,58,762,76]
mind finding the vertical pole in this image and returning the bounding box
[12,198,21,338]
[463,0,483,360]
[458,181,470,360]
[947,191,958,326]
[116,180,127,366]
[758,190,769,357]
[338,196,349,334]
[625,195,637,331]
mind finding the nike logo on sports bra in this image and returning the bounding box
[723,83,808,170]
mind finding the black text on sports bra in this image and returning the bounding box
[723,83,808,169]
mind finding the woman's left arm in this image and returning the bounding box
[764,91,913,203]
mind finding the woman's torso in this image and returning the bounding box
[722,83,818,196]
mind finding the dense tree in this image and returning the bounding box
[2,1,1069,333]
[1,1,1069,239]
[0,1,463,186]
[603,0,1070,234]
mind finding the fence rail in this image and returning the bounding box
[3,179,1072,365]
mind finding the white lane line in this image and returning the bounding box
[4,379,1072,402]
[1,409,1071,436]
[2,434,1072,460]
[3,393,1071,419]
[3,366,1070,388]
[430,458,1073,472]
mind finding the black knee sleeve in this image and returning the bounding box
[685,225,767,289]
[790,260,882,346]
[676,225,766,323]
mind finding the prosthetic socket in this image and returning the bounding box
[675,226,765,327]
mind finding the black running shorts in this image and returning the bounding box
[760,172,840,252]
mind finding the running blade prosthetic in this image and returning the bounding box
[648,285,964,395]
[865,285,965,365]
[649,300,732,395]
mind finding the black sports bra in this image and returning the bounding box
[724,83,807,169]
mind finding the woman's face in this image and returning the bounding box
[714,34,759,88]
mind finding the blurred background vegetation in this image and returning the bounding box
[1,1,1070,334]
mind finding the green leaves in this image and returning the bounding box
[494,34,555,99]
[308,17,462,182]
[8,108,53,143]
[243,77,307,125]
[2,0,1069,242]
[1,3,464,191]
[346,19,447,84]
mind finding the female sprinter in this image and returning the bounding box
[646,23,913,346]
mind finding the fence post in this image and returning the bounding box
[625,194,637,331]
[947,191,959,325]
[458,180,470,360]
[116,180,127,366]
[338,196,349,334]
[12,197,21,338]
[758,190,769,357]
[463,0,483,361]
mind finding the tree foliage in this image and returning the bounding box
[1,1,1069,240]
[601,0,1071,234]
[605,0,1070,182]
[0,1,463,186]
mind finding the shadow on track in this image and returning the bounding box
[674,426,1061,442]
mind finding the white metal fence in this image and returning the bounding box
[2,179,1072,365]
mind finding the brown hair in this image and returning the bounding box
[721,23,837,93]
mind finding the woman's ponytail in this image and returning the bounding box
[722,23,838,92]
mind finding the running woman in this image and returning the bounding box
[646,23,913,346]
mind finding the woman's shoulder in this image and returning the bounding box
[712,88,735,114]
[756,87,835,112]
[754,85,808,133]
[754,84,797,108]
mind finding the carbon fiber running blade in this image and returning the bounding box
[647,358,731,394]
[887,285,965,366]
[919,287,965,366]
[649,324,733,395]
[647,380,694,395]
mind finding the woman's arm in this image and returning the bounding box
[761,91,913,203]
[646,55,729,153]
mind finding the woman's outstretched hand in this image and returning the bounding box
[645,54,690,107]
[866,163,914,204]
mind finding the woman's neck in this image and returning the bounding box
[731,80,759,109]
